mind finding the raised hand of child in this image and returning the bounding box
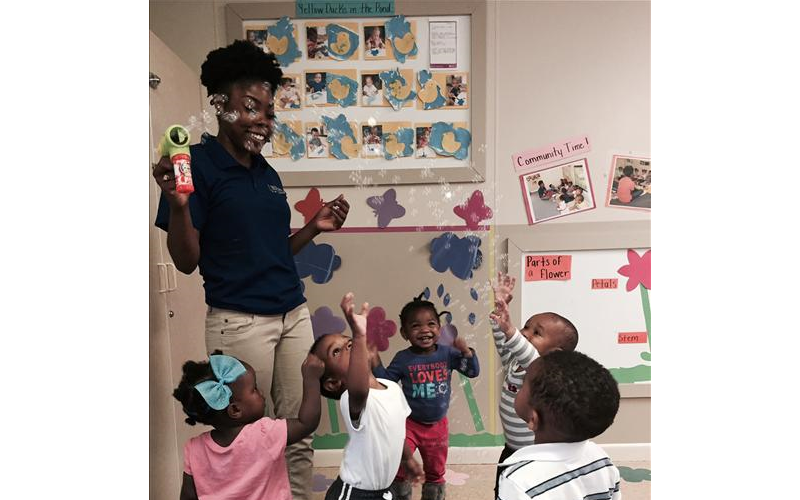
[452,335,474,358]
[493,271,516,305]
[340,292,369,337]
[301,352,325,380]
[489,298,515,337]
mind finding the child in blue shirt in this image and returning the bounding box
[372,293,480,500]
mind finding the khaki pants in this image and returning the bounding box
[206,303,314,500]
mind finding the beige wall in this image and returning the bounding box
[150,0,651,450]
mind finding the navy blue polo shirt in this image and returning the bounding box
[155,135,306,315]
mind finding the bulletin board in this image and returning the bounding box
[225,1,489,187]
[504,221,651,386]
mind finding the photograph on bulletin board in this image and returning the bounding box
[363,24,389,59]
[360,72,387,107]
[519,159,596,224]
[305,123,329,158]
[606,155,651,210]
[275,74,302,111]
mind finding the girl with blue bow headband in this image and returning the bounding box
[172,351,324,500]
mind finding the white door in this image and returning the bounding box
[149,31,209,500]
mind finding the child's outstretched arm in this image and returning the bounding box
[490,299,516,341]
[340,292,372,421]
[286,353,324,445]
[180,473,199,500]
[451,336,480,378]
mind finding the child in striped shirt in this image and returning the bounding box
[497,350,621,500]
[490,272,579,497]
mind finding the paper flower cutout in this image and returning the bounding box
[294,188,325,224]
[444,469,470,486]
[294,241,341,284]
[366,188,406,228]
[366,307,397,351]
[417,70,446,110]
[310,306,347,340]
[470,288,478,301]
[326,73,358,107]
[468,313,476,325]
[617,249,651,291]
[383,127,414,159]
[272,120,305,161]
[379,69,416,111]
[430,232,483,280]
[453,190,493,229]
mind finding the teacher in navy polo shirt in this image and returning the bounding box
[153,40,349,500]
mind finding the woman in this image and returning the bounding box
[153,40,349,500]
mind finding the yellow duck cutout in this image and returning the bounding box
[339,135,359,158]
[441,132,461,154]
[328,78,351,101]
[389,79,412,100]
[272,132,292,156]
[384,133,405,157]
[266,35,289,55]
[393,32,416,54]
[330,32,351,56]
[418,80,441,104]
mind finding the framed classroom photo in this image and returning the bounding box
[606,155,651,211]
[519,159,597,225]
[226,1,490,187]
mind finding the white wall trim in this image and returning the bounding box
[313,443,650,467]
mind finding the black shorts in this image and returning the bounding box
[324,477,393,500]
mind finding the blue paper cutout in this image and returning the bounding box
[429,122,472,160]
[322,114,358,159]
[430,232,483,280]
[444,312,453,324]
[417,70,446,110]
[266,17,301,67]
[294,241,341,284]
[382,127,414,159]
[468,313,476,325]
[423,287,431,299]
[443,293,451,306]
[326,24,359,60]
[385,16,417,63]
[273,120,305,161]
[470,288,478,301]
[326,73,358,107]
[379,69,416,111]
[437,284,444,297]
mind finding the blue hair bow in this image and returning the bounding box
[194,355,247,410]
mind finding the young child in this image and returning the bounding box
[555,194,569,214]
[365,26,385,51]
[615,165,644,204]
[276,77,300,110]
[571,194,589,211]
[536,180,554,200]
[497,350,621,500]
[362,75,380,105]
[173,351,324,500]
[489,272,579,497]
[371,293,481,500]
[310,293,424,500]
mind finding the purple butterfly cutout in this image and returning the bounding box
[366,188,406,228]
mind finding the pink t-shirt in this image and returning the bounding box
[616,177,635,203]
[183,418,290,500]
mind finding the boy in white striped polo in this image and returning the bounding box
[497,350,621,500]
[489,273,579,497]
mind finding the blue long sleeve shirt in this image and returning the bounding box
[373,344,480,423]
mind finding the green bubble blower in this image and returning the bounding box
[159,124,194,194]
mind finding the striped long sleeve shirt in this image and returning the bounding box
[492,321,539,450]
